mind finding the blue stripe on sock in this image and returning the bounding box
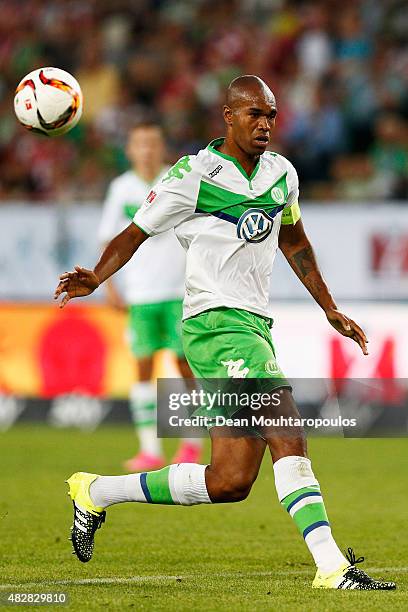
[286,491,321,513]
[302,520,330,539]
[140,473,152,503]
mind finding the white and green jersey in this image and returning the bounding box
[98,168,185,304]
[133,138,301,320]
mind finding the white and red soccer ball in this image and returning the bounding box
[14,67,83,137]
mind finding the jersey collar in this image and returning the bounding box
[207,138,261,184]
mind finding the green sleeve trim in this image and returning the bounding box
[132,220,151,237]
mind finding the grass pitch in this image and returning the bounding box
[0,425,407,611]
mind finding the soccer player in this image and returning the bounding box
[98,121,202,470]
[55,76,395,590]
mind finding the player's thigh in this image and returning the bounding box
[128,303,162,358]
[135,355,154,381]
[160,299,184,357]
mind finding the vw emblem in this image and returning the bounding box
[237,208,274,243]
[271,186,285,203]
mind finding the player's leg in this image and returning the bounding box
[253,390,347,574]
[89,429,264,507]
[256,389,395,589]
[205,427,265,502]
[189,310,348,578]
[171,355,203,463]
[66,431,264,562]
[124,303,164,471]
[179,308,395,589]
[161,299,203,464]
[181,308,344,572]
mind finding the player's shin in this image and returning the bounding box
[130,381,163,457]
[89,463,211,507]
[273,455,347,574]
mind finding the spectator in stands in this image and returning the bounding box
[1,0,406,203]
[76,35,121,125]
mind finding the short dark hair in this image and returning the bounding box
[129,116,163,133]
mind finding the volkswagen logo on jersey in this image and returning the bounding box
[236,208,274,243]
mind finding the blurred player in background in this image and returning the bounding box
[98,121,202,471]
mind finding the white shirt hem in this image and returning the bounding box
[182,300,272,321]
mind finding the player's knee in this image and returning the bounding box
[207,469,254,503]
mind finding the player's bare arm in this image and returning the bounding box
[101,241,127,311]
[279,219,368,355]
[54,223,147,308]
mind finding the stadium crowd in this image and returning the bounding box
[0,0,407,202]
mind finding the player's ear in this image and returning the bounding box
[223,105,233,126]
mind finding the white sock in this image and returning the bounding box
[90,475,145,507]
[138,424,162,456]
[274,456,347,574]
[129,382,162,456]
[304,527,347,574]
[90,463,211,507]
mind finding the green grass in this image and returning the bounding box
[0,425,407,611]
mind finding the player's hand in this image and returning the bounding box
[325,308,368,355]
[54,266,100,308]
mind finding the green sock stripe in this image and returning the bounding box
[130,400,156,424]
[291,502,329,535]
[136,419,156,427]
[130,398,156,409]
[145,466,175,504]
[130,400,156,413]
[281,485,321,510]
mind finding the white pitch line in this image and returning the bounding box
[0,568,406,590]
[0,571,310,590]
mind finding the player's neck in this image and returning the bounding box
[218,137,259,178]
[132,165,162,184]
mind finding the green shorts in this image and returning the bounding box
[128,299,184,358]
[182,307,289,430]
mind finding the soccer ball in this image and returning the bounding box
[14,67,83,136]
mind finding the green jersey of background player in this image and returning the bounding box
[55,75,395,591]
